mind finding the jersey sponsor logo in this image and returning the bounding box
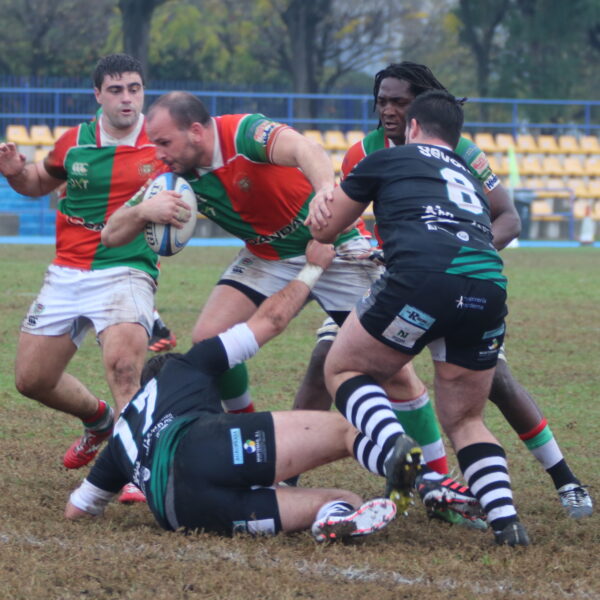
[457,231,470,242]
[417,145,467,172]
[230,427,244,465]
[399,305,435,330]
[382,316,425,349]
[243,430,267,462]
[246,217,303,246]
[65,215,105,232]
[483,173,499,192]
[456,295,487,310]
[470,152,489,175]
[68,177,89,190]
[72,161,88,175]
[143,414,175,453]
[251,120,279,146]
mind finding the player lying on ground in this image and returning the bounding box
[64,241,426,542]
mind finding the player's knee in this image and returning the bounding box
[15,370,56,400]
[107,355,142,388]
[489,360,516,406]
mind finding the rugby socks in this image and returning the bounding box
[390,391,448,475]
[519,419,581,489]
[83,399,114,433]
[218,362,255,413]
[335,375,406,466]
[458,443,519,533]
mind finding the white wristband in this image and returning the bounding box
[295,263,324,290]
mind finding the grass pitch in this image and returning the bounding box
[0,245,598,599]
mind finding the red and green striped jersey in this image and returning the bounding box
[44,118,164,278]
[184,113,358,260]
[342,128,500,193]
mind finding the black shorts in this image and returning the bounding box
[357,271,507,370]
[168,411,280,536]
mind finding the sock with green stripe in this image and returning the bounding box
[83,399,113,433]
[390,390,448,475]
[519,418,580,489]
[217,362,255,413]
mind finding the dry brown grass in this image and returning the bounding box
[1,245,598,599]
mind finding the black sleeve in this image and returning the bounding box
[86,442,129,494]
[181,336,230,376]
[340,149,386,204]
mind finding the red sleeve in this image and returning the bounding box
[341,141,366,180]
[43,126,80,180]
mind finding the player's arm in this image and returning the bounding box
[488,183,521,250]
[0,142,62,197]
[309,185,367,242]
[270,127,337,224]
[101,186,188,247]
[246,241,336,347]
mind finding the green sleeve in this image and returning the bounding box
[454,136,500,193]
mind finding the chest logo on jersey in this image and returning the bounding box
[246,217,303,246]
[138,162,155,177]
[72,161,88,175]
[65,215,105,232]
[237,175,251,192]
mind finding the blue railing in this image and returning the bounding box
[1,86,598,136]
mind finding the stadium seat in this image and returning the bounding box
[572,198,593,218]
[34,147,50,162]
[330,152,344,174]
[323,130,348,151]
[6,124,33,146]
[563,156,585,177]
[488,155,509,176]
[53,125,71,140]
[495,133,516,153]
[520,155,544,176]
[346,130,365,147]
[303,129,325,146]
[566,178,591,199]
[587,179,600,199]
[541,156,565,177]
[537,135,560,154]
[580,135,600,155]
[473,132,498,154]
[583,157,600,177]
[531,199,554,215]
[515,134,539,154]
[558,135,581,154]
[30,125,55,147]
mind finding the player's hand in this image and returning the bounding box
[141,190,191,229]
[0,142,27,177]
[305,239,336,271]
[304,185,334,229]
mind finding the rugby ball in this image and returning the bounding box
[143,173,198,256]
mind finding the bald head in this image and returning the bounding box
[148,91,211,130]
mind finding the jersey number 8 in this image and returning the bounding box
[441,167,483,215]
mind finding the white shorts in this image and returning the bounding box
[219,238,381,315]
[21,264,156,348]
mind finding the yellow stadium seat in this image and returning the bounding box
[53,125,71,140]
[34,147,50,162]
[303,129,325,146]
[537,135,560,154]
[30,125,55,147]
[488,155,509,176]
[567,179,591,199]
[330,152,344,174]
[323,130,348,151]
[563,156,585,177]
[580,135,600,155]
[346,130,365,147]
[588,180,600,199]
[572,198,593,218]
[473,132,498,153]
[558,135,581,154]
[523,177,543,189]
[531,199,554,215]
[515,134,539,154]
[541,156,565,177]
[6,124,33,146]
[495,133,516,153]
[520,155,544,176]
[583,157,600,177]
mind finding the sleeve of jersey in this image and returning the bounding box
[85,443,129,495]
[69,478,117,516]
[43,126,79,180]
[454,136,500,194]
[237,114,291,163]
[341,143,366,180]
[340,153,381,204]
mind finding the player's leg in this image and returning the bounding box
[489,355,592,519]
[433,360,528,545]
[192,282,259,413]
[148,308,177,352]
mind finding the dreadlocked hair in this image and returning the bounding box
[372,62,448,111]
